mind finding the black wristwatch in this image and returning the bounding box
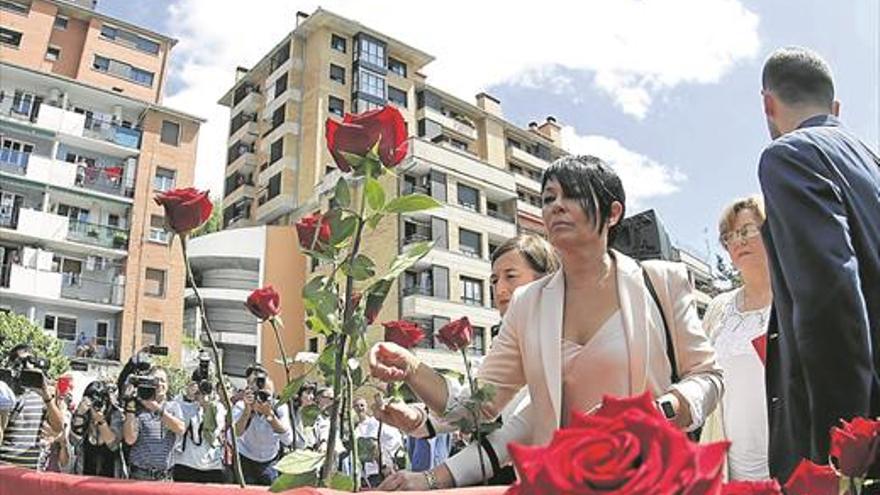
[657,398,676,420]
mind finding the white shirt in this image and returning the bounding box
[231,400,293,463]
[173,398,225,471]
[354,416,402,476]
[709,289,770,481]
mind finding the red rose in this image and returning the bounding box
[783,460,839,495]
[325,106,408,171]
[722,480,782,495]
[153,187,213,234]
[295,212,332,250]
[436,317,473,351]
[751,334,767,365]
[246,286,280,321]
[830,417,880,477]
[382,320,424,349]
[507,392,729,495]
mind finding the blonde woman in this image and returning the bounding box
[702,196,771,480]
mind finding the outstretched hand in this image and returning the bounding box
[369,342,418,383]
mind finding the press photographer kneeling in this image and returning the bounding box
[171,352,226,483]
[232,364,292,485]
[69,380,122,476]
[0,344,64,470]
[121,356,185,481]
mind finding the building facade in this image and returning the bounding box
[0,0,202,364]
[215,8,570,372]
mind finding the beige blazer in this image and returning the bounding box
[443,251,724,486]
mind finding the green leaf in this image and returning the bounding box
[365,177,385,211]
[366,212,384,230]
[334,176,351,208]
[365,279,393,322]
[299,403,322,427]
[347,254,376,281]
[343,312,367,337]
[318,344,338,383]
[329,473,356,491]
[302,275,328,299]
[330,214,358,246]
[339,150,366,170]
[383,241,433,281]
[384,194,441,214]
[357,437,378,462]
[277,373,309,404]
[269,472,318,492]
[275,448,324,474]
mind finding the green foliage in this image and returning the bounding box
[153,355,188,399]
[329,473,356,491]
[270,449,325,492]
[364,177,385,211]
[189,197,222,238]
[0,312,68,378]
[384,194,441,214]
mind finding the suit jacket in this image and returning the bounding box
[758,114,880,482]
[443,251,723,486]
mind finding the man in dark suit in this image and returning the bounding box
[758,46,880,483]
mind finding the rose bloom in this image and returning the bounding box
[246,286,281,321]
[783,460,839,495]
[829,416,880,477]
[325,106,408,171]
[296,212,332,250]
[722,480,782,495]
[382,320,424,349]
[436,317,473,351]
[154,188,213,234]
[506,393,728,495]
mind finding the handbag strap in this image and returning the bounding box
[641,266,679,384]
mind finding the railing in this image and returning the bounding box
[229,112,257,136]
[67,220,129,249]
[402,184,430,195]
[402,285,433,297]
[233,83,261,107]
[75,164,135,198]
[1,262,126,306]
[0,149,29,175]
[404,233,431,244]
[82,118,142,149]
[486,209,515,223]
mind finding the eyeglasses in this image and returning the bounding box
[720,223,761,248]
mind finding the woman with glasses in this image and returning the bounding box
[702,195,772,481]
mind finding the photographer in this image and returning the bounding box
[122,366,185,481]
[231,364,292,485]
[292,382,317,450]
[171,356,226,483]
[69,380,122,477]
[0,344,64,470]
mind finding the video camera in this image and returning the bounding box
[191,350,213,396]
[0,353,49,391]
[72,380,115,436]
[251,370,271,403]
[118,345,168,407]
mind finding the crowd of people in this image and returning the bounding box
[0,46,877,492]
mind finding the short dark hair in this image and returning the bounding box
[6,344,31,365]
[541,155,626,243]
[490,234,560,276]
[244,363,266,378]
[762,46,834,108]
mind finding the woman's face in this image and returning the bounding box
[541,178,594,249]
[723,209,768,275]
[491,250,541,316]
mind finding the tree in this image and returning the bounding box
[715,254,743,289]
[190,197,222,238]
[0,312,69,378]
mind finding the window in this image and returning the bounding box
[329,64,345,84]
[45,46,60,62]
[100,24,160,55]
[52,256,83,286]
[471,326,486,354]
[449,138,469,152]
[56,204,90,222]
[153,167,176,191]
[273,73,287,98]
[53,15,68,30]
[142,321,162,346]
[353,98,381,114]
[457,183,479,211]
[0,27,22,48]
[44,315,77,341]
[96,321,112,347]
[160,120,180,146]
[92,55,154,86]
[461,276,484,306]
[92,55,110,71]
[0,1,28,15]
[149,215,169,244]
[1,137,33,166]
[459,228,482,258]
[356,69,385,99]
[267,172,281,200]
[388,86,407,108]
[270,138,284,164]
[356,35,385,68]
[328,96,344,117]
[269,43,290,71]
[270,104,285,132]
[130,67,154,86]
[388,57,407,77]
[308,337,319,353]
[144,268,166,297]
[107,214,120,228]
[330,34,346,53]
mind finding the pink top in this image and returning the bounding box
[561,310,629,425]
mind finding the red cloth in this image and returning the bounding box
[0,466,508,495]
[752,334,767,365]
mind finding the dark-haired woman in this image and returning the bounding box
[371,155,723,490]
[69,380,123,477]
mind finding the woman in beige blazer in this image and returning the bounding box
[371,155,723,490]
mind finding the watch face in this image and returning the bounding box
[660,400,676,419]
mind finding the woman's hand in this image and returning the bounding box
[376,470,430,491]
[369,343,419,383]
[372,399,423,433]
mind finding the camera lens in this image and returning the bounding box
[199,380,213,395]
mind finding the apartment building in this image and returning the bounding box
[215,8,571,372]
[0,0,202,364]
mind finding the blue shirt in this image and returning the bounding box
[231,400,293,463]
[127,401,183,471]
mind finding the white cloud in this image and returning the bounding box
[161,0,758,196]
[560,126,686,208]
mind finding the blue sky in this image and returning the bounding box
[98,0,878,261]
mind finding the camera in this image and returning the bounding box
[132,375,158,401]
[191,350,213,396]
[253,370,267,391]
[256,390,272,403]
[0,354,49,390]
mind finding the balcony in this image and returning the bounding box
[420,107,478,141]
[232,85,264,114]
[405,139,516,200]
[228,113,260,145]
[0,151,133,200]
[517,199,542,219]
[507,145,550,171]
[512,169,543,193]
[401,290,499,331]
[30,104,142,153]
[0,208,70,242]
[0,148,30,175]
[227,148,259,175]
[1,262,125,308]
[82,117,142,150]
[67,220,129,250]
